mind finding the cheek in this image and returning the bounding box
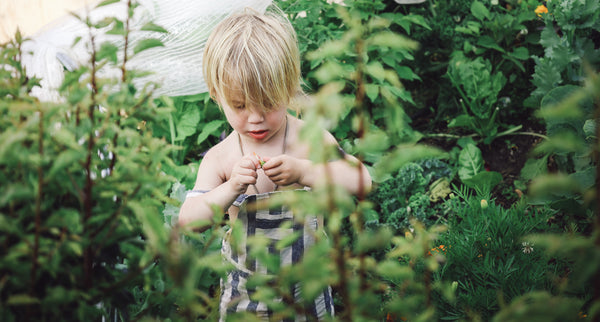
[223,110,246,128]
[267,110,286,126]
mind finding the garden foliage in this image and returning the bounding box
[0,1,175,319]
[0,0,599,321]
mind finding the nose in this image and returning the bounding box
[247,107,264,123]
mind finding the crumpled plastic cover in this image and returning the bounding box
[20,0,273,102]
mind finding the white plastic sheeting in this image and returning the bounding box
[15,0,272,101]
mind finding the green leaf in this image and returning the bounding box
[96,0,120,7]
[458,143,483,181]
[448,114,474,129]
[94,17,113,29]
[48,150,84,179]
[373,144,445,181]
[583,119,596,139]
[395,66,419,81]
[368,31,419,50]
[141,22,168,34]
[133,38,164,55]
[538,85,587,121]
[196,120,225,145]
[97,42,119,63]
[471,1,491,21]
[509,47,529,60]
[354,129,390,154]
[365,84,379,102]
[477,36,505,53]
[7,294,40,305]
[175,105,200,140]
[455,21,481,36]
[105,20,125,36]
[462,171,502,190]
[365,61,385,82]
[520,155,549,182]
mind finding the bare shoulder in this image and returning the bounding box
[193,133,239,190]
[286,116,340,157]
[290,116,339,143]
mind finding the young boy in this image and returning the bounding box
[178,7,372,321]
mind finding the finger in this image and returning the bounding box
[262,157,282,170]
[240,158,257,170]
[237,168,258,178]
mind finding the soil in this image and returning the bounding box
[415,117,547,208]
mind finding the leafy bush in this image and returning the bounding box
[368,158,453,231]
[0,3,174,319]
[433,191,559,320]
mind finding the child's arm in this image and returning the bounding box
[262,131,372,196]
[178,149,258,229]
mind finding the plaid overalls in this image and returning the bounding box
[187,189,334,321]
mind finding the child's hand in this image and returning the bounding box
[262,155,308,186]
[228,155,258,194]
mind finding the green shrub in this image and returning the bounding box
[433,191,559,320]
[0,5,174,319]
[368,158,453,231]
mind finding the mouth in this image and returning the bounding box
[248,130,268,140]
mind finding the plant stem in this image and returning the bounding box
[31,109,43,295]
[423,129,548,141]
[121,0,132,82]
[83,27,98,290]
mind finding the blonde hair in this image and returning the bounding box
[203,7,301,111]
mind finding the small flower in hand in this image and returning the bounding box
[254,152,266,168]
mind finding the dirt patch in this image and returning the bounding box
[481,121,546,206]
[416,118,546,207]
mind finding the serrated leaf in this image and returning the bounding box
[133,38,164,55]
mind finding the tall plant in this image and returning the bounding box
[0,1,174,319]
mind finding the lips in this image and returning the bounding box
[248,130,268,140]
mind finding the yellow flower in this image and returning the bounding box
[535,5,548,17]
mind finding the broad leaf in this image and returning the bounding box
[196,120,225,145]
[458,143,483,181]
[471,1,491,21]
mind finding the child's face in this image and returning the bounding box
[219,94,287,143]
